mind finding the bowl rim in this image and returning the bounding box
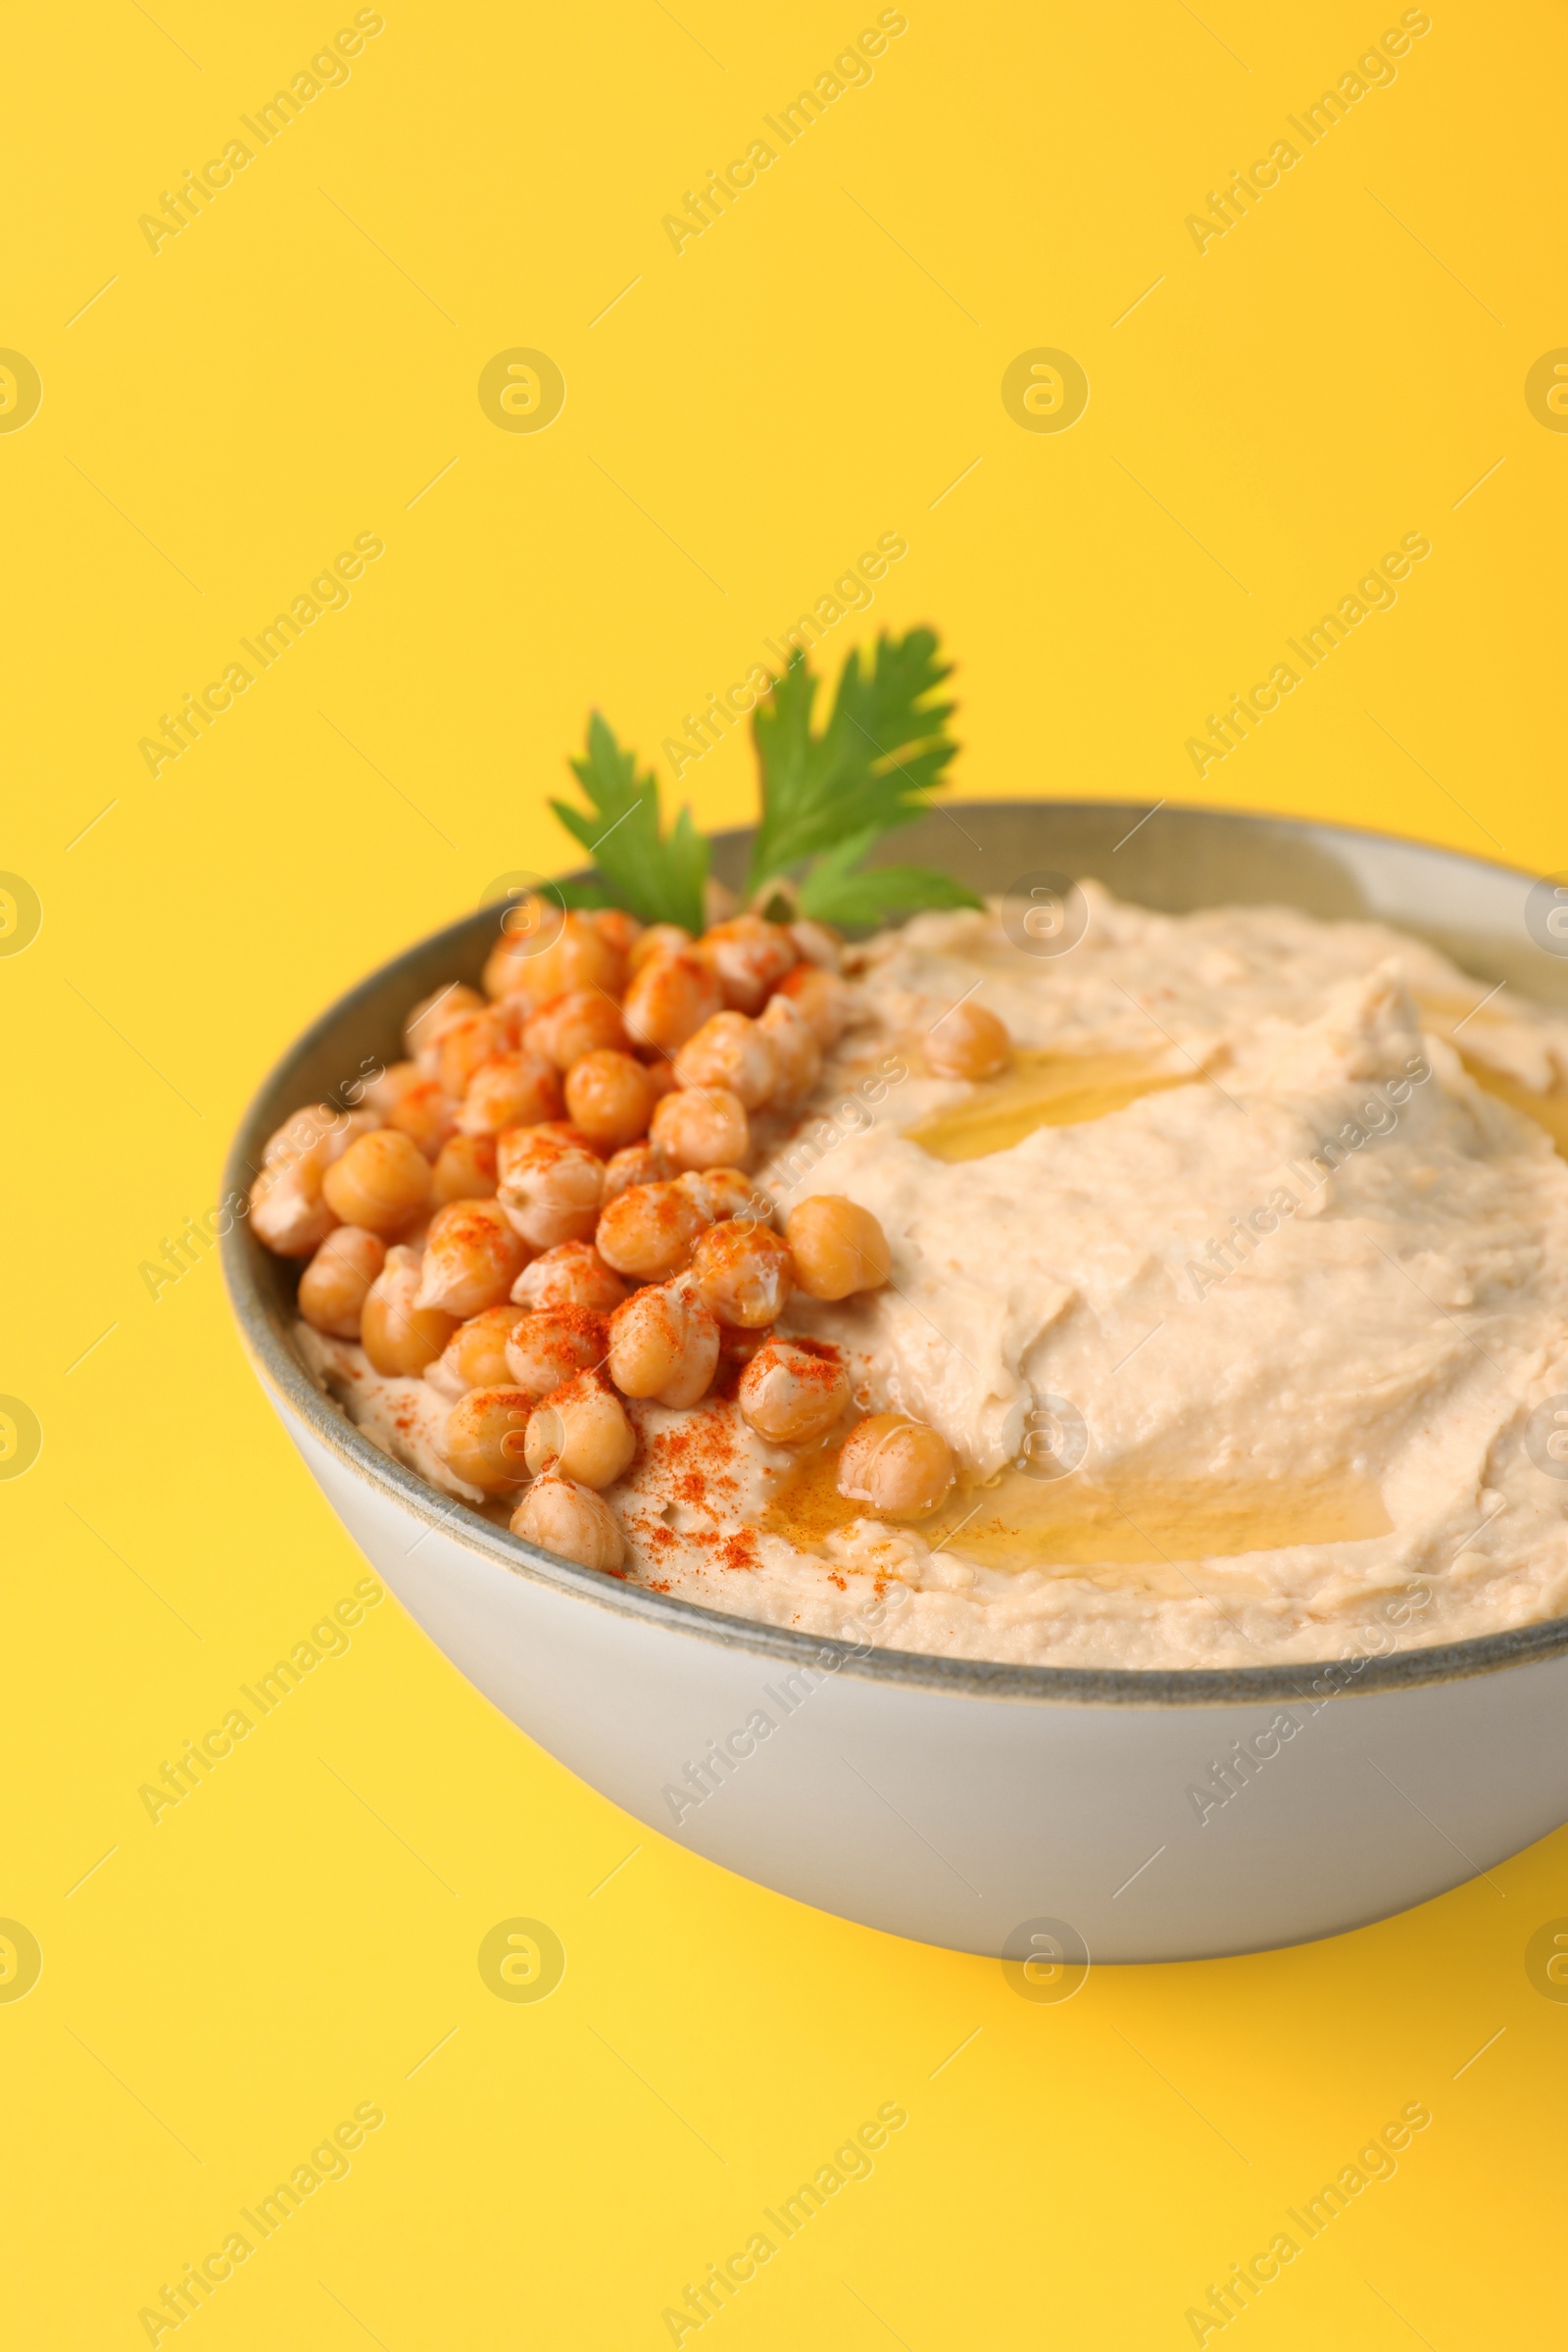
[220,797,1568,1709]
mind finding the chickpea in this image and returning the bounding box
[691,1220,793,1328]
[595,1179,708,1282]
[593,906,643,960]
[673,1010,778,1109]
[564,1050,656,1152]
[758,993,822,1106]
[785,1196,891,1300]
[627,921,694,976]
[263,1102,335,1168]
[250,1154,338,1257]
[362,1248,460,1375]
[608,1279,719,1408]
[425,1303,528,1396]
[837,1414,956,1519]
[622,951,723,1054]
[440,1386,535,1495]
[320,1128,432,1237]
[511,1475,625,1574]
[674,1167,767,1225]
[415,1199,530,1316]
[702,914,798,1013]
[738,1340,851,1446]
[326,1106,385,1159]
[602,1139,671,1203]
[496,1122,605,1249]
[387,1077,460,1159]
[651,1085,750,1173]
[263,1102,379,1171]
[435,1005,517,1096]
[430,1131,498,1204]
[525,990,629,1070]
[363,1060,423,1120]
[788,918,844,972]
[482,894,563,1000]
[525,910,627,1004]
[776,962,854,1049]
[503,1305,609,1399]
[523,1372,636,1488]
[458,1050,563,1139]
[924,1000,1010,1081]
[483,937,536,1004]
[511,1241,628,1313]
[406,982,485,1057]
[298,1226,388,1338]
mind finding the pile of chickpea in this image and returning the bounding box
[251,902,1012,1576]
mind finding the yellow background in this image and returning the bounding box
[5,0,1566,2343]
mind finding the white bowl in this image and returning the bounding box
[222,803,1568,1962]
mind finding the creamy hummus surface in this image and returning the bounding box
[297,884,1568,1670]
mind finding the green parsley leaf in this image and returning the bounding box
[747,629,957,892]
[550,711,710,933]
[797,828,982,928]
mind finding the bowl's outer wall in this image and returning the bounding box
[226,806,1568,1957]
[288,1411,1568,1963]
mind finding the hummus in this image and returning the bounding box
[298,885,1568,1670]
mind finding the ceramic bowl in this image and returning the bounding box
[221,803,1568,1961]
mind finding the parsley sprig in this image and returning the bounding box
[549,711,710,934]
[553,628,979,930]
